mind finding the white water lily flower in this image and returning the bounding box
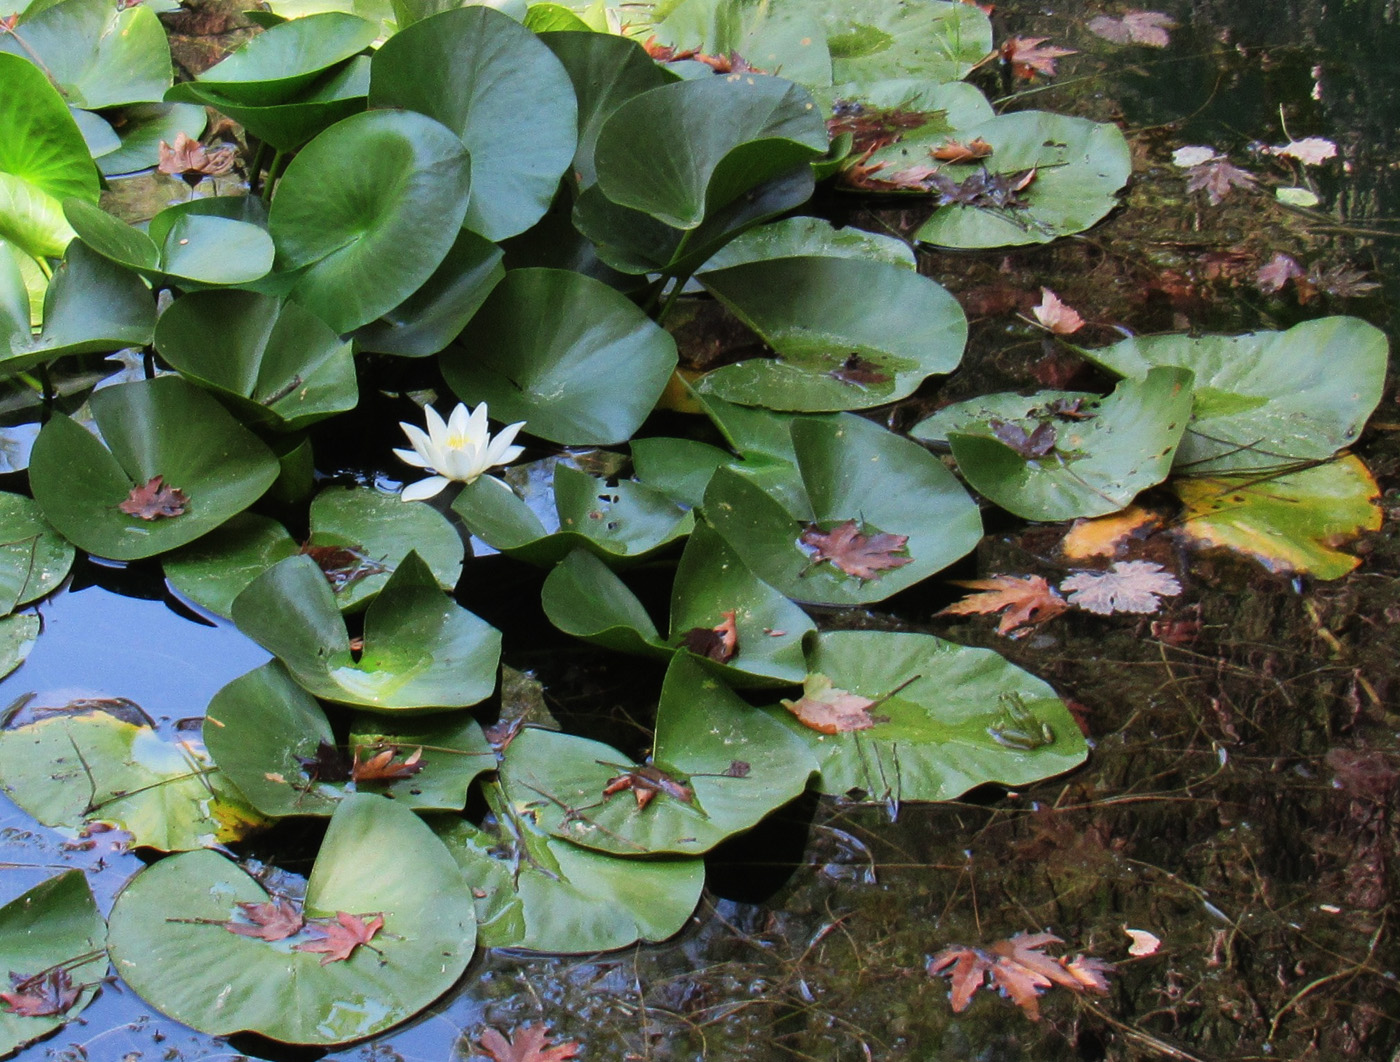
[395,401,525,502]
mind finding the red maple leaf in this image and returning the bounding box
[800,519,912,580]
[479,1023,580,1062]
[222,899,305,942]
[0,967,80,1017]
[351,745,425,783]
[118,475,188,520]
[939,575,1068,637]
[1001,36,1075,78]
[292,911,384,965]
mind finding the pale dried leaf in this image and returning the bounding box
[1269,136,1337,166]
[781,673,879,734]
[940,575,1067,637]
[1255,252,1305,294]
[1171,145,1218,168]
[1088,11,1175,47]
[1060,560,1182,615]
[1124,927,1161,956]
[1031,288,1085,334]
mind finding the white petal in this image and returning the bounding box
[447,402,472,440]
[423,404,449,444]
[392,446,433,469]
[466,402,489,442]
[397,423,439,467]
[400,476,450,502]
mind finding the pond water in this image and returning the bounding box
[4,0,1400,1059]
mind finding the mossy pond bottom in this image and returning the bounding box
[4,0,1400,1059]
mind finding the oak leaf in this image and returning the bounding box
[1060,560,1181,615]
[1030,288,1084,334]
[1001,36,1075,78]
[222,899,305,942]
[929,136,993,163]
[0,968,79,1017]
[682,609,739,662]
[939,575,1068,637]
[292,911,384,965]
[478,1023,580,1062]
[800,519,911,581]
[118,475,188,520]
[351,745,424,783]
[781,673,881,734]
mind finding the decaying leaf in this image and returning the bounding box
[297,740,353,782]
[1267,136,1337,166]
[1124,927,1161,956]
[1001,36,1075,78]
[1059,506,1163,560]
[800,519,912,581]
[682,609,739,663]
[1171,145,1217,168]
[940,575,1068,637]
[827,100,929,155]
[478,1023,581,1062]
[1184,158,1256,205]
[928,932,1112,1020]
[781,673,882,734]
[1060,560,1182,615]
[351,745,424,783]
[292,910,384,965]
[828,353,892,386]
[1030,288,1085,335]
[157,131,237,182]
[1256,252,1306,294]
[1,967,80,1017]
[299,543,388,591]
[1087,10,1176,47]
[222,899,305,942]
[601,764,695,810]
[990,418,1058,457]
[118,475,189,520]
[930,136,994,163]
[930,168,1036,209]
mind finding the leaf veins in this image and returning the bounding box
[800,519,912,581]
[292,910,384,965]
[939,575,1068,637]
[118,475,189,520]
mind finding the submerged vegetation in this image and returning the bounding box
[0,0,1394,1056]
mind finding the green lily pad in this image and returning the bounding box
[436,781,705,952]
[526,3,592,31]
[811,77,995,128]
[1,241,154,378]
[164,513,298,618]
[0,613,38,680]
[270,108,472,333]
[369,6,578,240]
[500,655,816,855]
[154,290,357,431]
[764,631,1087,802]
[193,12,376,106]
[69,107,120,158]
[927,367,1195,521]
[592,73,828,230]
[29,376,280,562]
[1172,453,1382,581]
[453,460,693,567]
[699,215,916,272]
[1080,317,1388,474]
[441,267,678,445]
[0,492,72,614]
[65,198,275,286]
[205,661,494,817]
[0,0,171,109]
[631,435,734,508]
[540,548,670,657]
[0,872,106,1058]
[913,111,1132,248]
[166,57,370,153]
[780,0,991,84]
[95,103,207,177]
[106,795,477,1044]
[694,254,966,411]
[353,229,504,357]
[0,705,269,850]
[0,52,99,259]
[232,552,501,711]
[705,412,982,605]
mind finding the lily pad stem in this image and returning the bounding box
[655,273,692,327]
[261,151,290,203]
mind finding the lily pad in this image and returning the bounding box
[698,215,916,272]
[95,103,207,177]
[781,0,992,84]
[154,290,357,431]
[913,111,1132,248]
[106,795,477,1044]
[765,631,1088,803]
[269,108,472,333]
[231,552,501,712]
[500,655,816,855]
[926,367,1195,520]
[192,12,376,106]
[0,872,106,1058]
[705,412,982,605]
[369,6,578,240]
[694,254,966,411]
[441,267,678,445]
[0,613,38,680]
[0,705,269,850]
[0,492,72,614]
[0,52,99,258]
[1080,317,1388,474]
[205,661,494,817]
[29,376,280,562]
[164,513,298,618]
[453,460,693,567]
[1171,454,1382,580]
[540,548,670,657]
[436,782,705,952]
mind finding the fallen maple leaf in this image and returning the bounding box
[1184,158,1255,205]
[781,673,882,734]
[293,910,384,965]
[940,575,1068,637]
[682,609,739,662]
[0,968,80,1017]
[1030,288,1085,334]
[1267,136,1337,166]
[991,418,1058,458]
[299,543,387,591]
[478,1023,580,1062]
[800,519,911,581]
[1001,36,1075,78]
[118,475,189,520]
[929,932,1113,1020]
[929,136,994,163]
[1256,251,1306,294]
[1087,11,1176,47]
[351,745,424,783]
[1060,560,1182,615]
[222,899,305,942]
[157,132,236,183]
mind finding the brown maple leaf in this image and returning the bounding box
[118,475,189,520]
[1255,252,1306,294]
[682,609,739,662]
[292,911,384,965]
[939,575,1068,637]
[1184,158,1255,205]
[1,967,80,1018]
[800,519,911,581]
[157,132,236,184]
[1001,36,1075,78]
[222,899,305,942]
[929,136,994,163]
[478,1023,580,1062]
[1030,288,1085,334]
[781,673,883,734]
[351,745,424,783]
[601,764,694,810]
